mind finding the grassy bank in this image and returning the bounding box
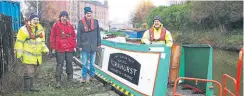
[104,29,243,51]
[7,58,114,96]
[172,29,243,51]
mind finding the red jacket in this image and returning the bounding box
[50,21,76,52]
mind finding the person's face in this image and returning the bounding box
[30,17,39,27]
[153,20,161,28]
[60,16,68,22]
[85,12,92,19]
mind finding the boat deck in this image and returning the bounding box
[167,85,205,96]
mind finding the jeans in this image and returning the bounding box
[80,51,96,79]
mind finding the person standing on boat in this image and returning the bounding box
[50,11,76,88]
[14,14,49,92]
[141,16,173,47]
[77,7,101,83]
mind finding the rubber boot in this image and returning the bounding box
[67,73,77,84]
[56,64,62,88]
[67,73,73,81]
[30,77,40,92]
[56,76,61,88]
[23,76,31,92]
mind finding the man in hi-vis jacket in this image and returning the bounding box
[141,16,173,47]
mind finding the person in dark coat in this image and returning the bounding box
[77,7,101,82]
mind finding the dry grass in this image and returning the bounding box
[6,58,114,96]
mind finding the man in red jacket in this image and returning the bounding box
[50,11,76,88]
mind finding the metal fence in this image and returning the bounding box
[0,13,14,78]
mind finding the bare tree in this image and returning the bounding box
[130,0,155,28]
[24,1,48,20]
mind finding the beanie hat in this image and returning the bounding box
[59,11,69,18]
[29,14,39,20]
[153,16,162,23]
[84,7,92,14]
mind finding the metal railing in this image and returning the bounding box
[173,48,243,96]
[222,48,243,96]
[173,77,222,96]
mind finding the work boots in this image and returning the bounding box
[56,76,61,88]
[23,76,40,92]
[56,63,62,88]
[67,73,77,84]
[30,77,40,92]
[23,76,31,92]
[67,73,73,81]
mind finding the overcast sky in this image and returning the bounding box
[19,0,171,23]
[105,0,170,23]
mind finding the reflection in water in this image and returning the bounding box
[213,49,243,95]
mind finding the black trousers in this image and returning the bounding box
[55,52,74,77]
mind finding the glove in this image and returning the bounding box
[17,57,23,62]
[48,49,56,58]
[52,49,55,54]
[79,48,82,51]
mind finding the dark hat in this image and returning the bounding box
[59,11,69,18]
[153,16,162,23]
[29,14,39,20]
[84,7,92,14]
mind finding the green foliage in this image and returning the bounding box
[190,1,243,32]
[146,1,243,32]
[146,6,167,28]
[147,3,193,31]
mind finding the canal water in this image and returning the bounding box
[212,49,243,95]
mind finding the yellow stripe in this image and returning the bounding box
[23,51,42,56]
[25,40,42,45]
[97,73,100,76]
[120,88,124,92]
[16,40,24,43]
[116,85,120,89]
[112,84,116,87]
[96,73,133,96]
[17,49,23,53]
[125,91,129,95]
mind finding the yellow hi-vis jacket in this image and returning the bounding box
[14,23,49,64]
[141,25,173,47]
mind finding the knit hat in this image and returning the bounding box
[153,16,162,23]
[29,14,39,20]
[84,7,92,14]
[59,11,69,18]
